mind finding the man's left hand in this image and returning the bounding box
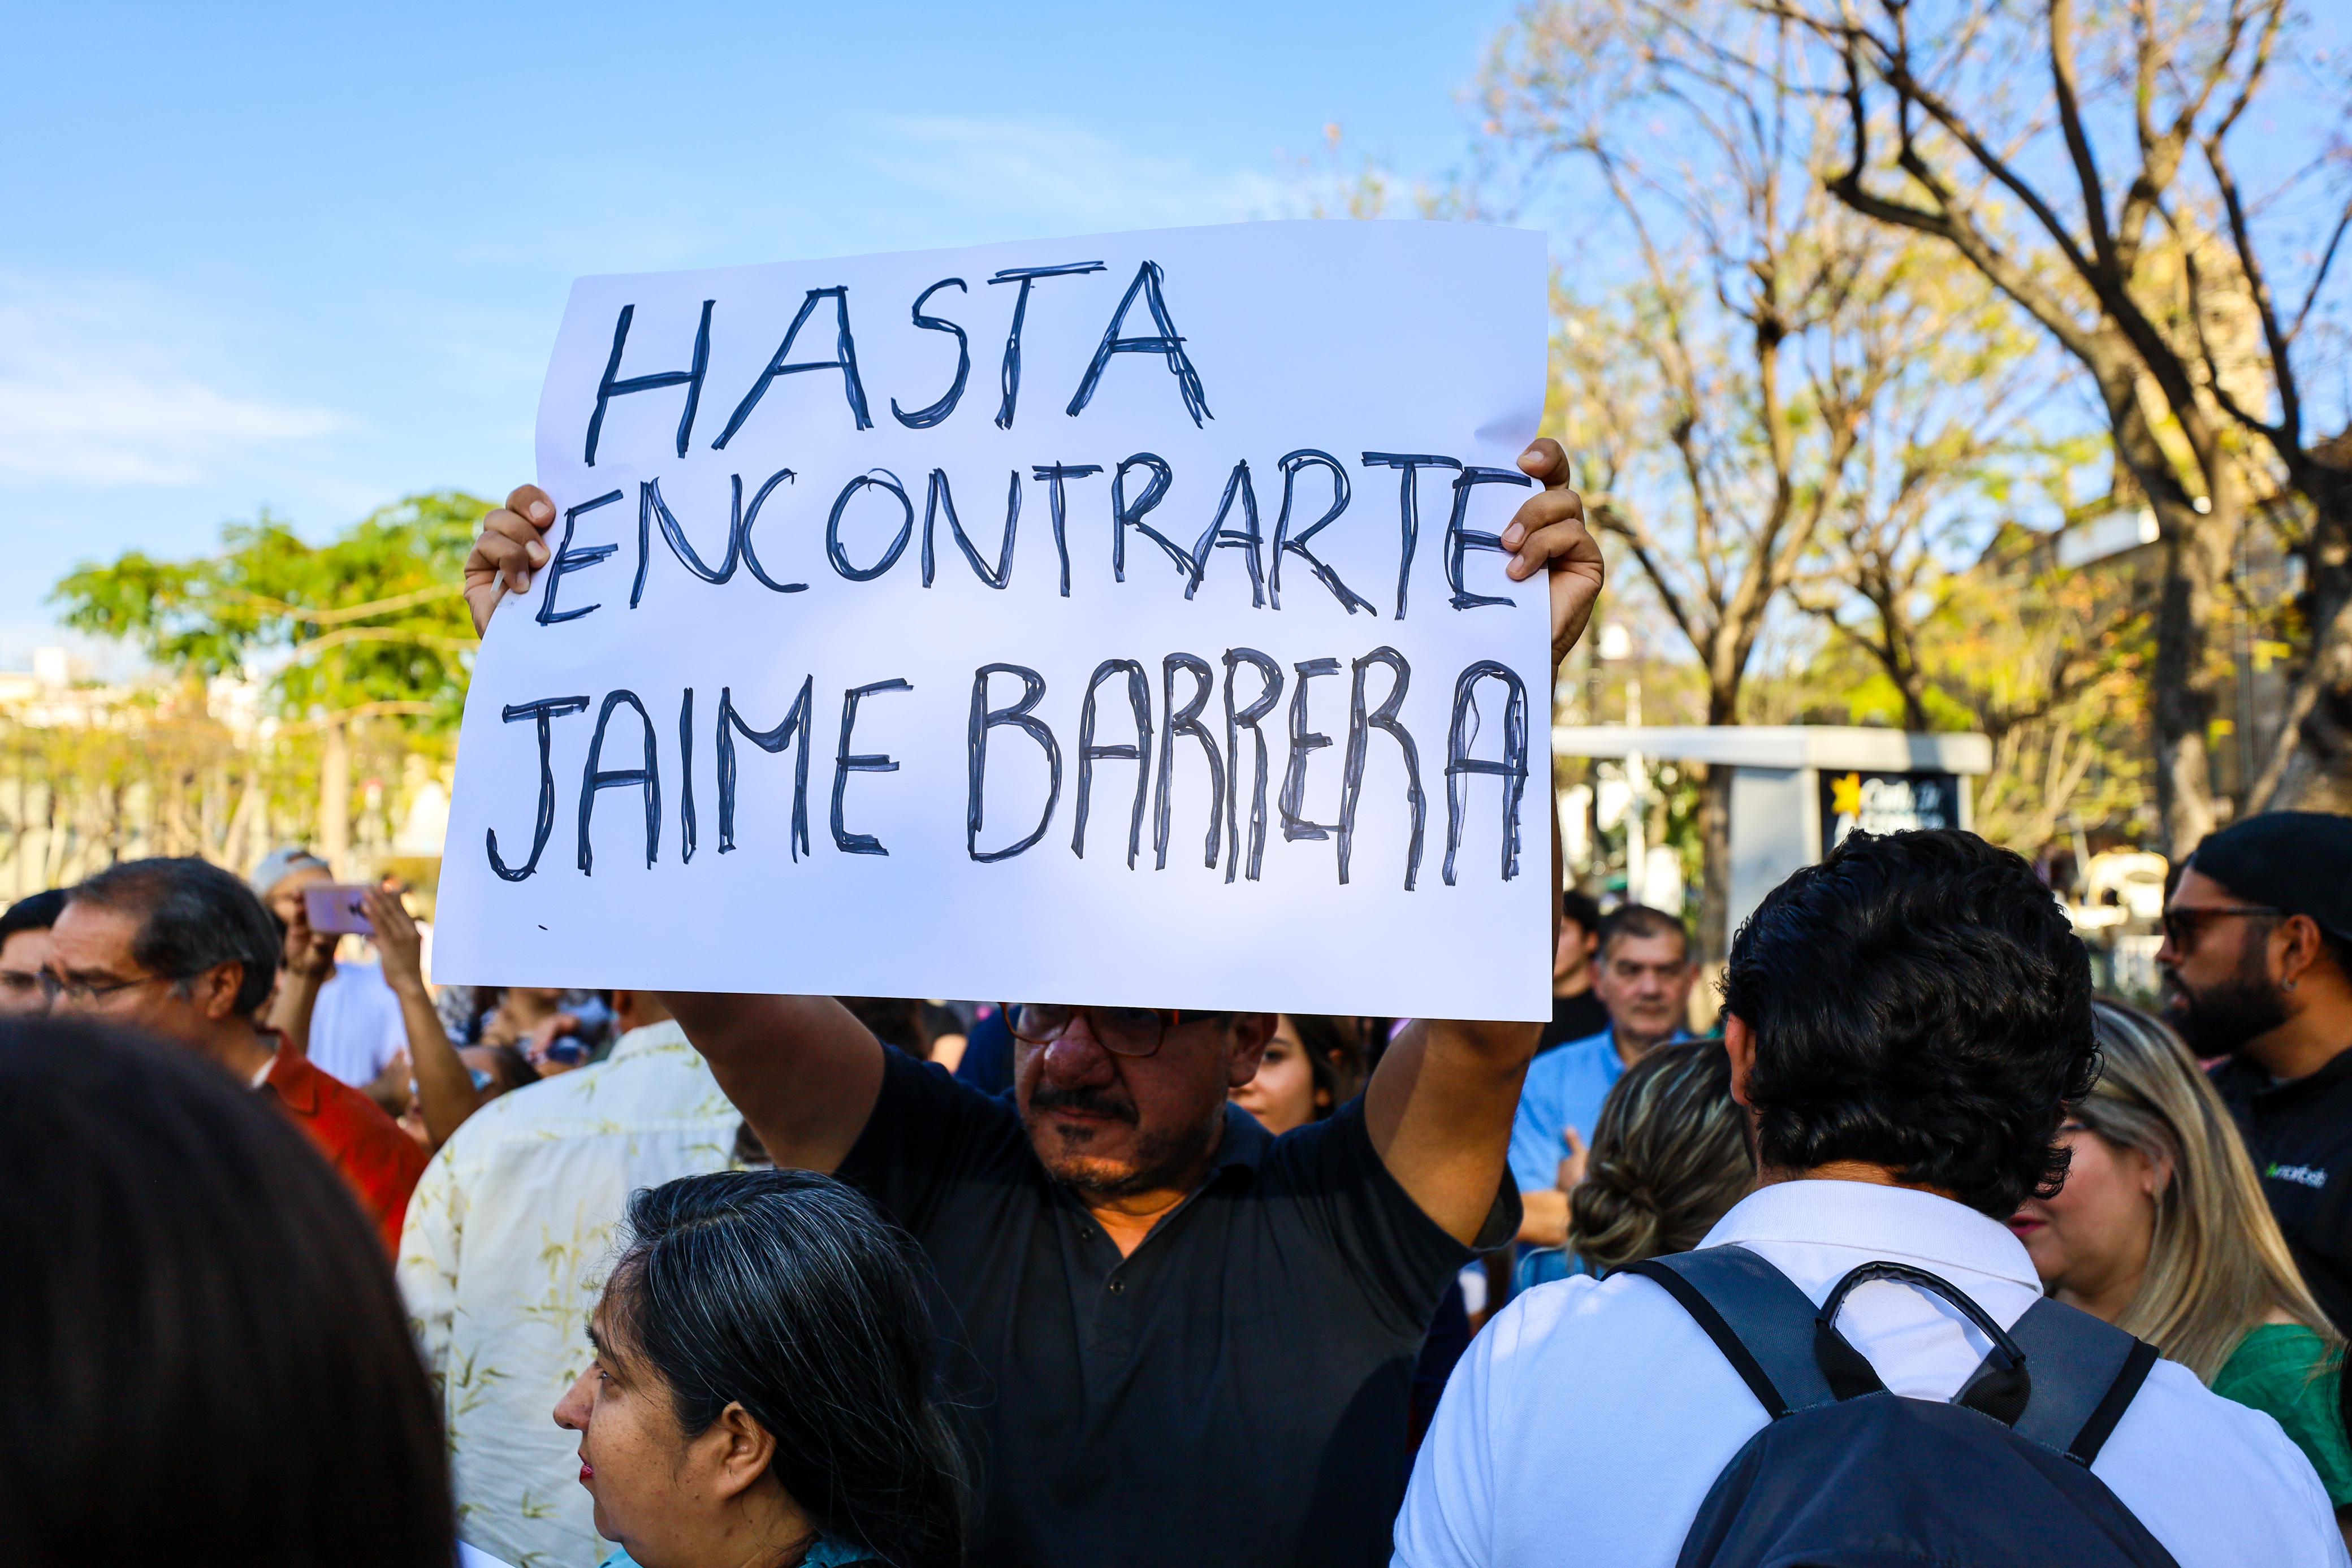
[362,886,428,998]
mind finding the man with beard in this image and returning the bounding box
[2161,811,2352,1332]
[461,438,1604,1568]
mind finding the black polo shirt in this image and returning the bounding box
[2212,1046,2352,1333]
[836,1049,1516,1568]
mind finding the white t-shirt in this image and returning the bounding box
[1394,1180,2346,1568]
[304,960,407,1089]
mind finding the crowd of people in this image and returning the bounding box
[8,445,2352,1566]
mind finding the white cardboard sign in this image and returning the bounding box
[434,220,1551,1021]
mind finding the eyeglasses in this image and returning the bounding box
[38,971,173,1007]
[1005,1004,1225,1059]
[2159,904,2282,950]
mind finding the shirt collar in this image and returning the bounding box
[260,1041,320,1112]
[1210,1101,1271,1183]
[1699,1179,2042,1290]
[606,1019,693,1064]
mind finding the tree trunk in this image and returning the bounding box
[1698,761,1733,965]
[2272,459,2352,807]
[2148,495,2223,851]
[2098,380,2226,854]
[219,770,260,876]
[1697,681,1739,972]
[319,717,351,875]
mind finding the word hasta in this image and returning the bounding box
[586,259,1207,465]
[486,648,1532,893]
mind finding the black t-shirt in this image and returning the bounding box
[1536,990,1611,1054]
[2211,1047,2352,1333]
[836,1050,1516,1568]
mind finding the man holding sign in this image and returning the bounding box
[442,222,1597,1567]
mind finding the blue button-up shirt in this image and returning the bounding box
[1509,1027,1698,1195]
[1508,1028,1629,1194]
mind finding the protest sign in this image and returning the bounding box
[435,220,1553,1020]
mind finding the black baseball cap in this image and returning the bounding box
[2187,811,2352,943]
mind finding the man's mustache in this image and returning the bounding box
[1030,1085,1139,1125]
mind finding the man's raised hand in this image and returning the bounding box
[462,485,557,636]
[1499,438,1605,668]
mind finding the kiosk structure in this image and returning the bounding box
[1551,725,1994,938]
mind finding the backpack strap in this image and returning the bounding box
[1625,1245,1836,1419]
[1635,1250,2159,1463]
[2000,1296,2161,1465]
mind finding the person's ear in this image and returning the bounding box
[2138,1146,2173,1202]
[1723,1014,1756,1108]
[1226,1012,1277,1089]
[702,1400,779,1502]
[2274,914,2324,997]
[196,961,243,1022]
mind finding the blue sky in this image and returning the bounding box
[0,0,1516,670]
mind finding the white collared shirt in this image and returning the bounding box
[397,1021,741,1568]
[1394,1180,2347,1568]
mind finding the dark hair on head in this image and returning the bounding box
[1570,1040,1754,1272]
[0,1018,451,1565]
[604,1169,969,1568]
[1723,828,2097,1218]
[1286,1014,1370,1116]
[1597,902,1689,963]
[1560,887,1603,936]
[0,888,66,947]
[67,857,282,1018]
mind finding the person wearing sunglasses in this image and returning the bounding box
[472,436,1606,1568]
[2165,811,2352,1336]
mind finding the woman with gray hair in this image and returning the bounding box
[555,1169,969,1568]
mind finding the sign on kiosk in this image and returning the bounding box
[435,221,1553,1021]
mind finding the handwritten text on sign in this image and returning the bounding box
[435,221,1551,1020]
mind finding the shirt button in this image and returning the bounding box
[1107,1276,1127,1295]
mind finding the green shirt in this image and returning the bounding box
[2213,1323,2352,1508]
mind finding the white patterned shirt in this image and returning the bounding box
[398,1020,741,1568]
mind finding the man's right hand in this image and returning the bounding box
[462,484,557,636]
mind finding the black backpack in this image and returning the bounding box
[1624,1245,2180,1568]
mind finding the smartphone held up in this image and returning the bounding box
[303,883,375,936]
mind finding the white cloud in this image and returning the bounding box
[858,116,1288,233]
[0,273,346,487]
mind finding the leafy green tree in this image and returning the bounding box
[54,491,488,870]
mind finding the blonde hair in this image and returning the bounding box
[2073,1000,2338,1381]
[1568,1039,1754,1273]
